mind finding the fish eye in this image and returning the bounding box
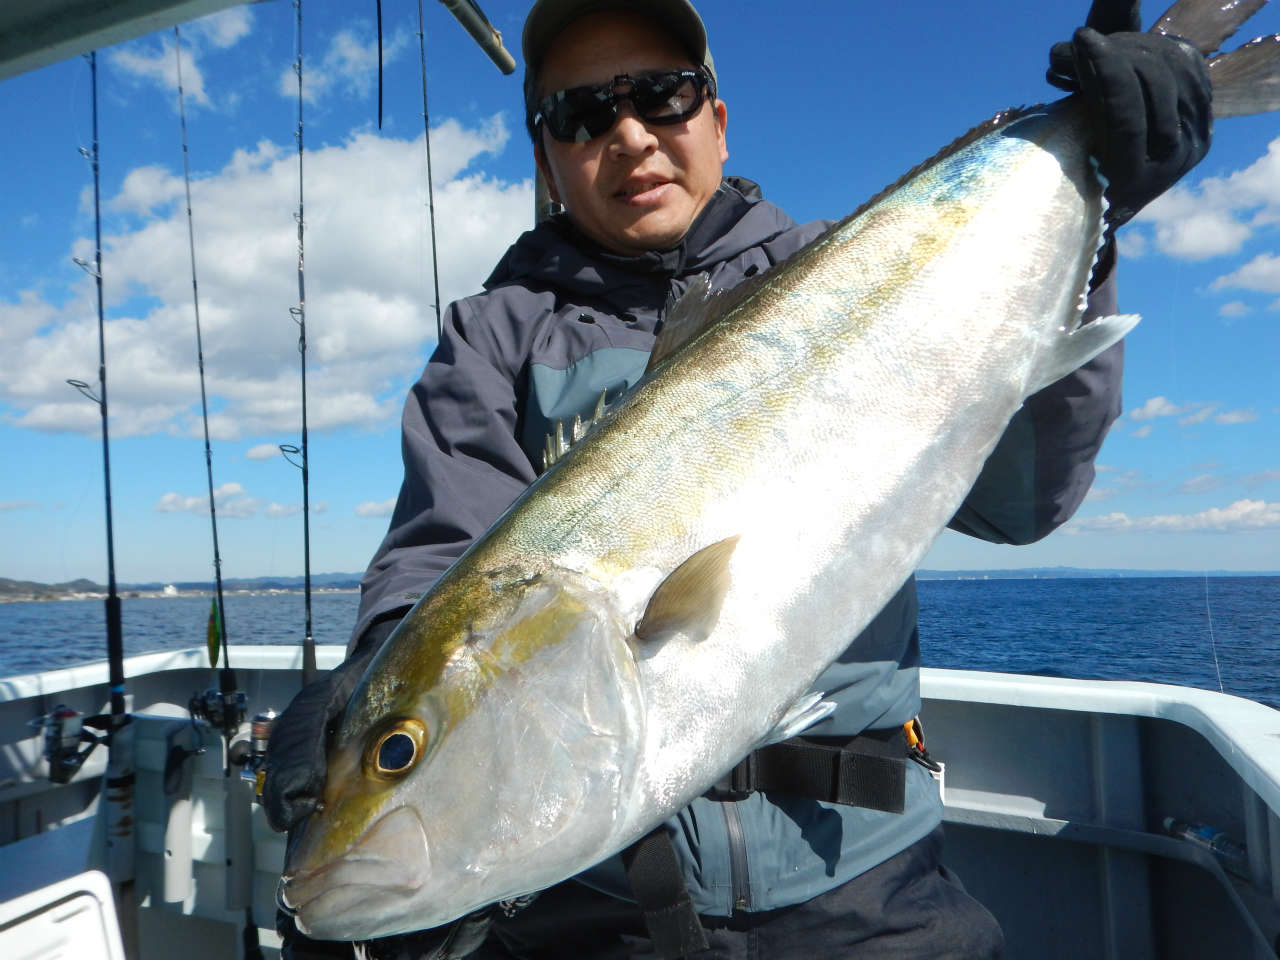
[367,718,427,779]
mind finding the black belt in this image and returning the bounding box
[706,729,912,813]
[625,728,933,958]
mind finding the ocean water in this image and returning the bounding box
[0,577,1275,709]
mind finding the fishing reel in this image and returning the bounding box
[30,705,109,784]
[189,683,247,742]
[235,711,276,800]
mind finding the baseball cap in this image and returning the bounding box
[521,0,716,132]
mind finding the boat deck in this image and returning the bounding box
[1,646,1277,958]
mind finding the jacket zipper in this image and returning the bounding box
[721,801,752,911]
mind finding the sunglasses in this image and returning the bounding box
[533,68,715,143]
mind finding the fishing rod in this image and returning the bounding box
[172,24,246,759]
[173,29,263,958]
[66,49,139,959]
[282,0,317,689]
[173,26,234,688]
[417,0,444,338]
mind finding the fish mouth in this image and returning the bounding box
[278,804,431,940]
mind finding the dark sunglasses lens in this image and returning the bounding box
[545,88,615,141]
[633,73,702,123]
[540,71,707,142]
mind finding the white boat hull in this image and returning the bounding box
[1,646,1277,959]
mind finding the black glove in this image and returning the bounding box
[278,906,493,960]
[1047,0,1212,226]
[353,908,495,959]
[262,616,401,833]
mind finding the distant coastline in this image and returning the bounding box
[3,567,1276,603]
[0,574,362,603]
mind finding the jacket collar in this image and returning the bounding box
[483,176,790,299]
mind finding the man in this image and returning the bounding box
[265,1,1211,957]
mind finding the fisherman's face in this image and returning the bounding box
[534,12,728,255]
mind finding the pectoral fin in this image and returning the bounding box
[759,692,837,746]
[634,535,740,644]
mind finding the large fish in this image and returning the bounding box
[279,0,1280,941]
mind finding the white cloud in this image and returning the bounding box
[1130,395,1185,420]
[110,165,185,216]
[1136,137,1280,261]
[187,7,253,49]
[1127,399,1254,429]
[355,498,397,517]
[0,501,39,511]
[266,502,301,518]
[1131,424,1152,438]
[1115,230,1147,259]
[280,27,413,104]
[1178,405,1217,426]
[1212,253,1280,295]
[155,481,259,517]
[246,443,283,460]
[111,38,210,108]
[1218,300,1250,318]
[1215,408,1258,425]
[0,120,531,440]
[108,7,252,110]
[1243,469,1280,489]
[0,291,57,339]
[1068,499,1280,533]
[1137,193,1251,259]
[1178,473,1225,495]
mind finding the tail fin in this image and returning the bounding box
[1208,36,1280,117]
[1151,0,1267,55]
[1150,0,1280,118]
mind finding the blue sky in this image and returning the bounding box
[1,0,1278,586]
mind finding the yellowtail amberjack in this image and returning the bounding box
[279,0,1280,940]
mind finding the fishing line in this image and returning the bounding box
[1158,252,1224,695]
[1204,572,1225,693]
[284,0,318,688]
[173,26,232,676]
[417,0,444,338]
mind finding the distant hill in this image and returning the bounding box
[0,577,105,600]
[3,567,1275,601]
[127,572,364,592]
[0,573,363,601]
[915,567,1278,580]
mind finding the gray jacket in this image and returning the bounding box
[354,176,1122,914]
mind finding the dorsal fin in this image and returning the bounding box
[634,535,740,644]
[646,262,797,375]
[646,273,713,373]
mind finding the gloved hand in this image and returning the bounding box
[263,616,401,833]
[1047,0,1212,227]
[277,905,493,960]
[353,907,495,959]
